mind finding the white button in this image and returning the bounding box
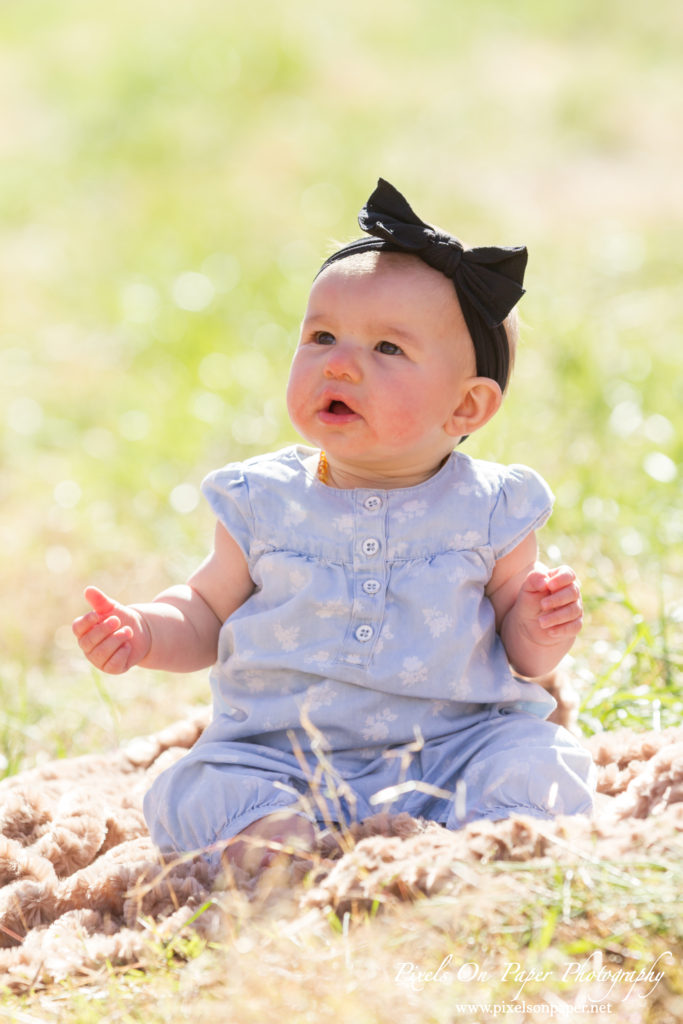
[354,624,374,643]
[363,495,383,512]
[363,579,382,595]
[361,538,380,557]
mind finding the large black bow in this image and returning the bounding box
[357,178,527,328]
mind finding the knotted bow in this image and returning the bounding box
[359,178,527,328]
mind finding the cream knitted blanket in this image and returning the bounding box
[1,707,682,993]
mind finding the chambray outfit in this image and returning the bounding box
[144,446,595,864]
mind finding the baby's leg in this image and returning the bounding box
[411,707,595,831]
[142,734,321,876]
[448,708,595,828]
[223,811,316,877]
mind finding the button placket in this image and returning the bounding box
[340,491,387,663]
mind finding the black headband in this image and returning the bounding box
[317,178,528,392]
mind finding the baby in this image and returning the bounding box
[73,179,595,875]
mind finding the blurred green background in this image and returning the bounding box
[1,0,681,774]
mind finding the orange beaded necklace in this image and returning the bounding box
[317,450,330,484]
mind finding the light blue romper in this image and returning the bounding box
[144,446,595,864]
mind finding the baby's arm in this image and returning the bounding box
[485,532,583,678]
[72,522,254,674]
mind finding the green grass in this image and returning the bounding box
[1,0,682,1018]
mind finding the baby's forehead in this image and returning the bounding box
[317,250,459,303]
[316,254,465,331]
[307,251,472,349]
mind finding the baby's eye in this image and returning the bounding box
[314,331,336,346]
[375,340,404,356]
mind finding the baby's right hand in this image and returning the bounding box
[72,586,151,674]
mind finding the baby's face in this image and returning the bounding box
[287,253,478,485]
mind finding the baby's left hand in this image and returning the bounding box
[514,566,583,648]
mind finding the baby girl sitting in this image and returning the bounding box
[73,179,595,875]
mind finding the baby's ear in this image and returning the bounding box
[444,377,503,439]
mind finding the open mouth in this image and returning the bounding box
[318,395,360,424]
[328,400,354,415]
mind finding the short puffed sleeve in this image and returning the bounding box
[488,465,554,560]
[201,463,254,561]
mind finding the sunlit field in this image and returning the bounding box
[1,0,682,1018]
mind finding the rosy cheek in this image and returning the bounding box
[379,387,425,438]
[380,409,422,444]
[287,363,319,426]
[285,376,304,422]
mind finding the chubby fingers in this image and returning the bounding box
[544,566,580,593]
[522,569,551,594]
[72,586,119,639]
[538,568,583,636]
[72,606,134,673]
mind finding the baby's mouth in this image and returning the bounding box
[319,398,360,424]
[328,400,354,415]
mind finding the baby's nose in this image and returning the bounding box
[323,342,362,381]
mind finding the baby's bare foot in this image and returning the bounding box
[222,811,316,878]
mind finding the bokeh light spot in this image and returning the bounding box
[45,545,73,573]
[643,452,677,483]
[53,480,82,509]
[172,272,215,312]
[7,396,44,436]
[169,482,200,514]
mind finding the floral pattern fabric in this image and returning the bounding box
[201,444,557,756]
[143,445,596,859]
